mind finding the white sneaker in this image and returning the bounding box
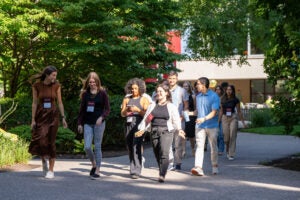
[212,167,219,175]
[42,161,48,176]
[228,156,235,161]
[167,164,175,171]
[45,171,55,179]
[142,157,145,169]
[191,167,204,176]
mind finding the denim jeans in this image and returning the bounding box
[194,127,218,168]
[217,124,224,153]
[84,122,106,167]
[151,126,174,177]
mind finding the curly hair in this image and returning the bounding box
[124,78,146,95]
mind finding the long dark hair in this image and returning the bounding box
[221,85,236,103]
[29,65,57,84]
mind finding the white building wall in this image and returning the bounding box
[176,56,267,80]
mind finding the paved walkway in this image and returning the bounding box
[0,132,300,200]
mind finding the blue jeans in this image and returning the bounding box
[84,122,106,167]
[218,124,224,153]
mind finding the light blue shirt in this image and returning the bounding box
[170,85,189,116]
[196,89,220,128]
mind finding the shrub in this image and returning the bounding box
[0,135,31,167]
[250,108,274,128]
[8,125,76,154]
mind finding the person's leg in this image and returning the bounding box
[190,137,196,156]
[159,129,174,179]
[207,128,219,172]
[131,133,144,176]
[174,131,184,169]
[93,121,106,175]
[222,115,230,155]
[194,128,206,168]
[229,114,238,158]
[218,124,225,154]
[84,124,96,167]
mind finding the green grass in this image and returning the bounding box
[0,136,32,168]
[240,125,300,136]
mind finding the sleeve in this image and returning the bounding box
[169,103,182,130]
[77,92,86,126]
[101,90,110,119]
[212,93,220,111]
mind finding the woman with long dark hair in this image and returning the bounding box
[220,85,246,160]
[29,66,68,179]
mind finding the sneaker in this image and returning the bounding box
[212,167,219,175]
[90,167,96,176]
[142,157,145,169]
[158,176,165,183]
[131,174,139,179]
[228,156,235,161]
[175,164,181,171]
[91,174,100,180]
[42,161,48,176]
[167,164,175,171]
[191,167,204,176]
[45,171,55,179]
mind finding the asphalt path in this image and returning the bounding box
[0,132,299,200]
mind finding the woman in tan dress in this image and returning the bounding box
[29,66,68,179]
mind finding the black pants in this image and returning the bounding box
[125,116,143,175]
[151,126,174,177]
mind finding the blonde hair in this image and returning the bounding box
[80,72,103,99]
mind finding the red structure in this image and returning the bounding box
[145,30,181,83]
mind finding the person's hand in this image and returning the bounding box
[196,117,205,124]
[135,130,144,137]
[62,118,68,128]
[178,129,185,139]
[31,121,36,130]
[96,117,103,126]
[78,125,83,134]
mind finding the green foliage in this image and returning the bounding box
[272,96,300,135]
[8,125,77,153]
[55,127,76,154]
[103,94,126,149]
[0,0,182,98]
[250,108,274,127]
[241,125,300,137]
[0,135,31,167]
[0,94,32,129]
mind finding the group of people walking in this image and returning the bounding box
[28,66,246,183]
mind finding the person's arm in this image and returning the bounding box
[236,102,246,127]
[57,85,67,128]
[96,90,111,125]
[121,98,129,117]
[196,109,218,124]
[31,86,38,129]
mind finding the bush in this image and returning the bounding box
[250,108,274,128]
[8,125,76,154]
[2,93,127,152]
[0,135,31,167]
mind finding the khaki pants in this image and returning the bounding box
[222,114,238,157]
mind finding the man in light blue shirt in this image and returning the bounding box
[167,71,189,171]
[191,77,220,176]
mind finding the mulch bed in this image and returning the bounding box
[263,154,300,172]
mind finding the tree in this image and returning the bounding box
[0,0,55,97]
[0,0,183,98]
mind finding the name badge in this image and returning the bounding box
[43,98,51,109]
[226,108,232,116]
[87,101,95,112]
[127,116,133,123]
